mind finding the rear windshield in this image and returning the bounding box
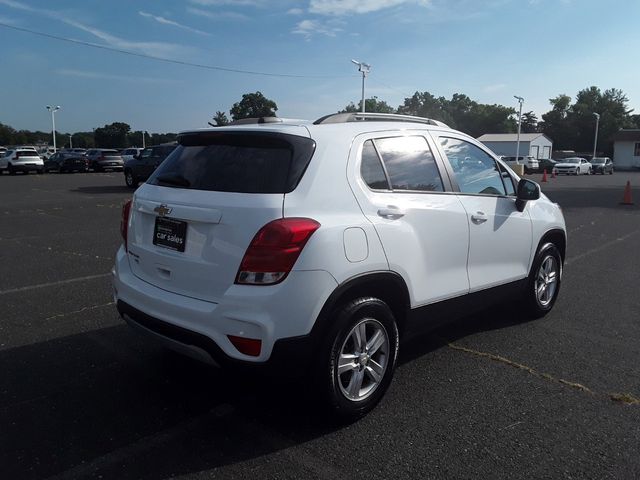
[18,150,39,156]
[102,150,119,155]
[148,132,315,193]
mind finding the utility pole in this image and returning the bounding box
[46,105,61,153]
[351,60,371,113]
[514,96,524,166]
[592,113,600,160]
[69,134,73,149]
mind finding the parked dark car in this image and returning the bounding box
[44,152,88,173]
[591,157,614,175]
[86,149,124,172]
[538,158,557,173]
[124,143,177,188]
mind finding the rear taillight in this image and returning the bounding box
[235,218,320,285]
[120,199,132,251]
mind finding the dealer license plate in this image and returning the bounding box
[153,217,187,252]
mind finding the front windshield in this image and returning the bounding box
[564,158,580,164]
[592,158,605,164]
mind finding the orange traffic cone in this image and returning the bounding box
[541,169,548,182]
[621,181,634,205]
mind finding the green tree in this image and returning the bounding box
[94,122,131,148]
[210,111,230,126]
[541,88,635,155]
[230,91,277,120]
[397,91,452,124]
[540,94,575,150]
[340,96,395,113]
[519,111,539,133]
[396,91,515,137]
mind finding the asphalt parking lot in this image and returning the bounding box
[1,171,640,479]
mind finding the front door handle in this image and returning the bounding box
[377,206,405,219]
[470,212,487,224]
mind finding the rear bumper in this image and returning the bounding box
[117,300,315,375]
[10,162,43,171]
[112,245,337,368]
[95,161,124,170]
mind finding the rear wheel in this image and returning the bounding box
[125,170,138,188]
[320,297,399,420]
[523,243,562,319]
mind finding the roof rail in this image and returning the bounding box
[228,117,284,125]
[313,112,449,128]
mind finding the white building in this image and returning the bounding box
[612,130,640,170]
[477,133,553,159]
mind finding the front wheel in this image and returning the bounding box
[523,243,562,319]
[321,297,399,420]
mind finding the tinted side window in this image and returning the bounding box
[439,137,506,196]
[375,136,444,192]
[360,140,389,190]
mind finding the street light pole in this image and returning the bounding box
[69,134,73,149]
[46,105,61,153]
[351,59,371,113]
[142,131,146,149]
[592,113,600,160]
[514,96,524,166]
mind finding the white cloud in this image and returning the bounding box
[0,0,190,57]
[55,68,177,84]
[291,19,342,38]
[139,11,210,36]
[309,0,430,15]
[287,8,304,15]
[186,7,249,21]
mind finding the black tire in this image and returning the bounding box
[37,169,43,174]
[319,297,399,420]
[8,164,15,175]
[125,170,138,188]
[523,243,562,319]
[610,169,614,175]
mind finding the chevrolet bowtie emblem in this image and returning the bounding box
[154,204,172,217]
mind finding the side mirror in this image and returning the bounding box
[516,178,540,212]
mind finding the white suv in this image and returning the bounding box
[0,147,44,174]
[501,155,540,173]
[113,113,566,418]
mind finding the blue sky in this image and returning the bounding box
[1,0,638,134]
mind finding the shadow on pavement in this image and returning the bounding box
[543,185,639,210]
[0,303,533,479]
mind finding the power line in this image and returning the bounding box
[0,21,355,79]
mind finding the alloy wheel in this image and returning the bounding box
[337,318,390,402]
[535,255,559,307]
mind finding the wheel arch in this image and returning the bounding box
[534,229,566,266]
[311,271,411,342]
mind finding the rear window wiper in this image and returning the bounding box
[156,173,191,188]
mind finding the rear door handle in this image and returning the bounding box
[470,212,487,224]
[377,207,405,219]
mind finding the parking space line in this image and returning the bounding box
[446,341,639,406]
[0,273,110,296]
[565,229,639,265]
[44,302,115,321]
